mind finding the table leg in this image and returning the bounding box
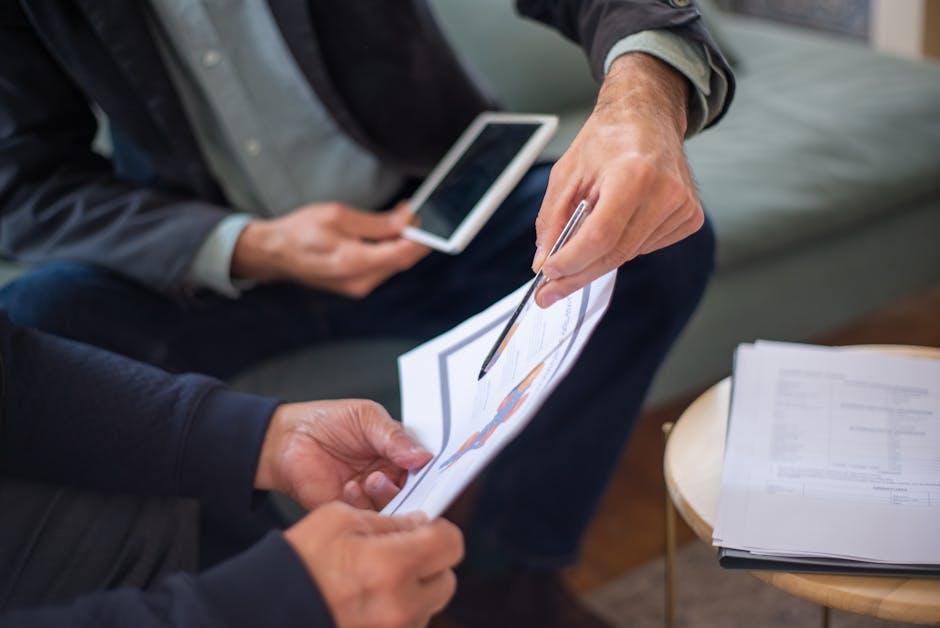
[663,422,677,628]
[821,605,831,628]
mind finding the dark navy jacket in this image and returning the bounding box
[0,1,732,297]
[0,311,334,627]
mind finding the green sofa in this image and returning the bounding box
[3,2,940,412]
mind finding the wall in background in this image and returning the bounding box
[871,0,940,60]
[712,0,870,39]
[713,0,940,60]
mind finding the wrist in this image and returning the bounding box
[599,52,689,140]
[232,219,282,282]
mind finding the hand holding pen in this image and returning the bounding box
[478,200,591,380]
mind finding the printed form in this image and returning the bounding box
[714,341,940,565]
[381,271,615,518]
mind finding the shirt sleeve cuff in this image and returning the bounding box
[603,29,730,136]
[197,532,335,628]
[185,213,256,298]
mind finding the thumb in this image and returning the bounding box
[358,403,433,470]
[355,509,429,536]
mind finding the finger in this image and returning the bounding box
[352,238,431,275]
[540,186,635,281]
[319,238,430,284]
[418,569,458,616]
[357,404,433,470]
[532,162,583,271]
[535,256,619,308]
[343,480,377,510]
[331,204,413,240]
[388,519,465,579]
[364,471,404,509]
[356,509,429,536]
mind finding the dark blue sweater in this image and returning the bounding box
[0,312,334,627]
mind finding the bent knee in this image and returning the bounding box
[0,262,120,336]
[618,216,716,324]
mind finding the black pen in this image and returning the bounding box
[477,200,591,380]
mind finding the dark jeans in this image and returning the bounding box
[0,478,198,611]
[0,165,715,568]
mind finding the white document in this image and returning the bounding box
[381,271,615,518]
[714,341,940,564]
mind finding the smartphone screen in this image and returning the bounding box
[414,122,541,239]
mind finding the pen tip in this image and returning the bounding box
[477,370,486,381]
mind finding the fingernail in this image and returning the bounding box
[531,245,543,272]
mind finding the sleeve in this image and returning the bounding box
[0,533,336,628]
[0,3,230,297]
[0,310,278,524]
[603,29,731,134]
[514,0,736,129]
[186,214,256,298]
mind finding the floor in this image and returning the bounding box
[565,282,940,593]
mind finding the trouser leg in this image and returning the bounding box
[468,218,715,565]
[0,262,330,379]
[0,478,198,611]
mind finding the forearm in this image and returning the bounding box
[0,313,278,518]
[0,158,229,296]
[515,0,735,127]
[598,53,688,141]
[0,6,228,296]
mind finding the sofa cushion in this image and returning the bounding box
[686,16,940,270]
[427,0,597,113]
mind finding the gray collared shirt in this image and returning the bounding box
[148,0,726,297]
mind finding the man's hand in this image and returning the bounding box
[232,202,430,299]
[285,502,463,628]
[254,399,432,511]
[532,53,703,308]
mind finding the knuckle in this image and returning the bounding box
[343,280,374,300]
[549,159,570,181]
[383,605,414,628]
[582,225,617,251]
[442,570,458,600]
[358,398,384,413]
[604,246,632,267]
[534,213,549,239]
[442,523,465,562]
[320,203,343,224]
[627,155,657,186]
[687,206,705,231]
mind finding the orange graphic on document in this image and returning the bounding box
[439,361,545,471]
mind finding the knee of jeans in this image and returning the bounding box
[622,216,716,326]
[0,262,114,335]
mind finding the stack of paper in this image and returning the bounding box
[714,341,940,576]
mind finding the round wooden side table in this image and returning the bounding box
[663,345,940,627]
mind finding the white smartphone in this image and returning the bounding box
[402,112,558,254]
